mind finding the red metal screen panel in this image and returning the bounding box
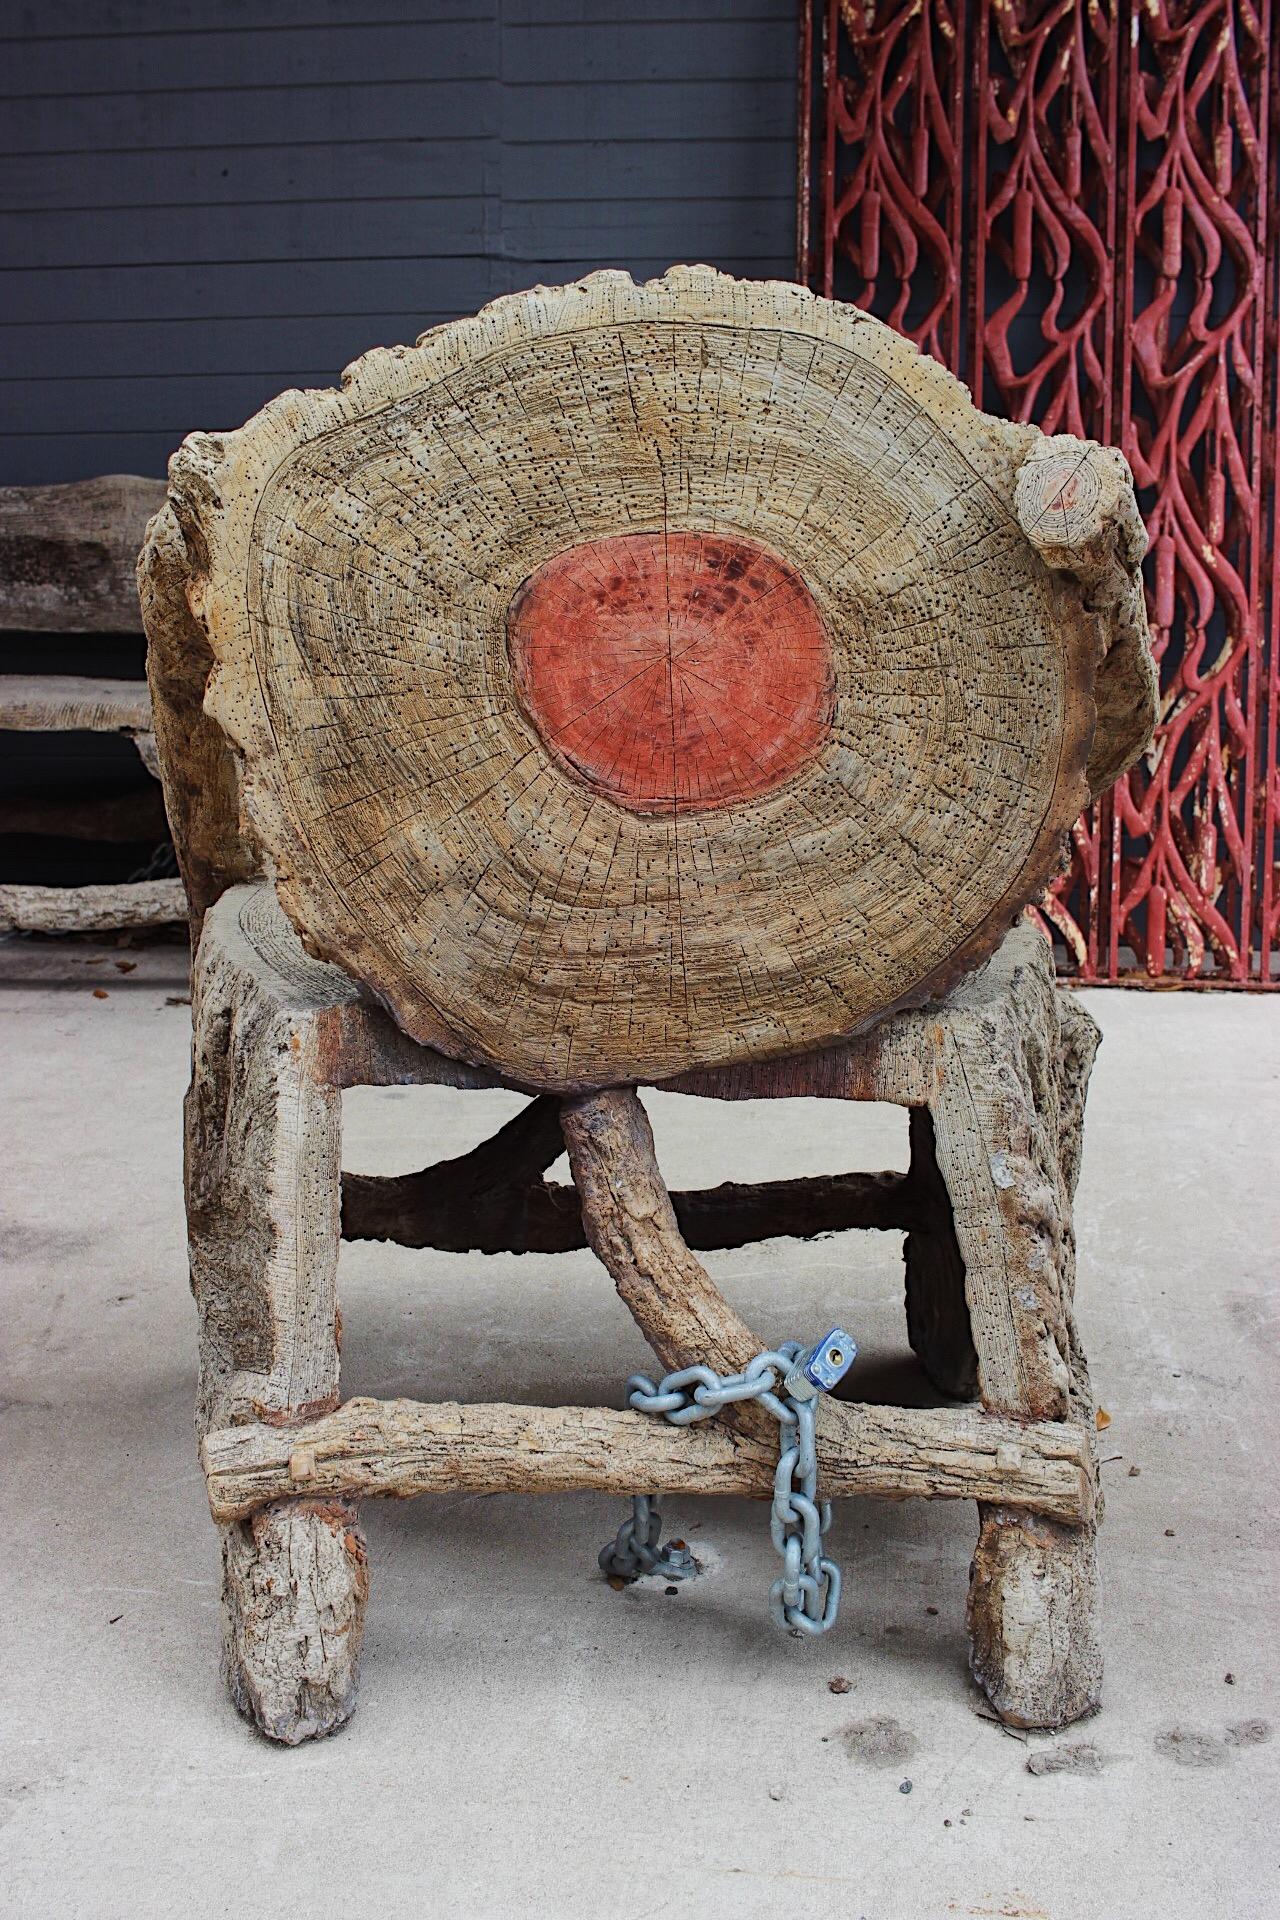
[799,0,1278,985]
[814,0,965,369]
[1265,46,1280,981]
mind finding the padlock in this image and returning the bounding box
[783,1327,858,1402]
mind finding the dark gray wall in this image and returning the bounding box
[1,0,799,486]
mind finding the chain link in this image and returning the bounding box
[597,1495,698,1584]
[598,1335,855,1635]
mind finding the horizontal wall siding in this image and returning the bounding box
[0,0,798,485]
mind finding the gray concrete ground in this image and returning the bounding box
[2,936,1277,1920]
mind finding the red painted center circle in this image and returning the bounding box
[507,531,833,813]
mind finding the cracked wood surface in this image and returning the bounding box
[139,502,258,940]
[144,267,1154,1090]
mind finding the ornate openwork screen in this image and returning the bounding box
[797,0,1278,985]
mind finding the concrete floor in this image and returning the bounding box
[2,935,1277,1920]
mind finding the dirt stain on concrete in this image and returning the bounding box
[1153,1718,1273,1768]
[1225,1719,1271,1748]
[1154,1727,1228,1768]
[842,1715,918,1767]
[1026,1741,1110,1776]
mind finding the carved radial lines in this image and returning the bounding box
[507,531,835,813]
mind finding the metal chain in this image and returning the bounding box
[598,1331,857,1636]
[597,1495,698,1584]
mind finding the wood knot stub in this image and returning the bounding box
[1014,440,1111,554]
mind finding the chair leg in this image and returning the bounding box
[220,1499,368,1745]
[967,1505,1101,1728]
[969,1289,1104,1726]
[187,920,367,1743]
[927,945,1103,1727]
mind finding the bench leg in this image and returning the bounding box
[187,919,367,1743]
[928,951,1103,1727]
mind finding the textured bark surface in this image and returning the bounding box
[668,925,1097,1439]
[203,1395,1094,1526]
[558,1080,1094,1537]
[967,1509,1102,1729]
[0,475,164,631]
[956,964,1105,1729]
[0,878,186,933]
[186,899,349,1437]
[561,1086,764,1382]
[0,672,159,781]
[145,267,1153,1092]
[198,888,1096,1430]
[925,931,1100,1421]
[139,502,258,939]
[188,895,364,1744]
[221,1499,368,1746]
